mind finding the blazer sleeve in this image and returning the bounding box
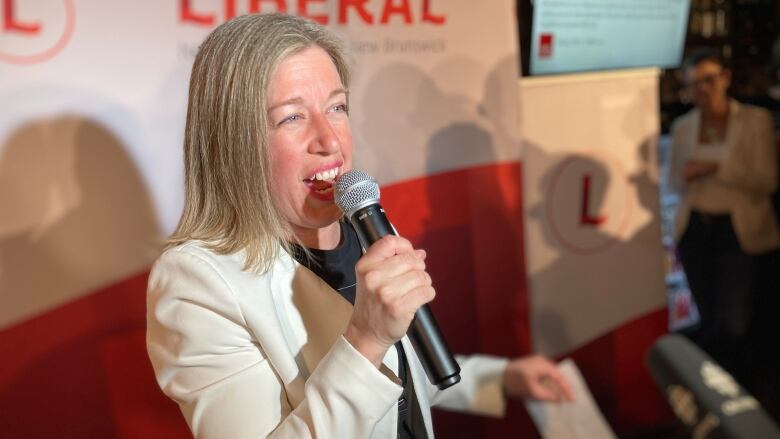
[717,109,778,195]
[428,354,509,418]
[146,249,402,439]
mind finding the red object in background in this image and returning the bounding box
[580,174,607,226]
[0,0,75,65]
[3,0,41,34]
[538,33,553,58]
[0,271,190,438]
[674,292,692,321]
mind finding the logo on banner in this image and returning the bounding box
[0,0,75,65]
[538,33,553,58]
[544,150,632,254]
[178,0,446,27]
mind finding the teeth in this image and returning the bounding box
[312,167,339,181]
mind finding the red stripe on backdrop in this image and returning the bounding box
[566,309,673,435]
[611,309,673,431]
[382,162,531,354]
[383,161,536,437]
[0,271,188,438]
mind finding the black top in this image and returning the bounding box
[291,220,427,439]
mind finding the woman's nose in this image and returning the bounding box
[309,114,341,154]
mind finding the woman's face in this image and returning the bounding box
[266,46,352,243]
[685,60,730,109]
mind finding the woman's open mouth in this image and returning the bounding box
[303,165,341,200]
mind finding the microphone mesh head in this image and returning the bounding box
[335,170,380,216]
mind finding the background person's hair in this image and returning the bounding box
[681,48,727,72]
[168,13,351,272]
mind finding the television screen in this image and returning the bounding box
[519,0,691,76]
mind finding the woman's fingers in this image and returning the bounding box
[378,269,433,307]
[356,235,415,267]
[347,235,435,365]
[357,238,426,293]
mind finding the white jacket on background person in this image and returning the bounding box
[147,241,508,439]
[670,99,780,254]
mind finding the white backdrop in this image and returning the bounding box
[521,69,667,356]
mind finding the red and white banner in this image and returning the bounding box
[520,70,667,357]
[0,1,669,437]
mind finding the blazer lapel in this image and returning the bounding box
[289,263,354,377]
[725,100,743,154]
[269,257,401,407]
[688,108,701,149]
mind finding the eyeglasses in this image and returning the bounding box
[684,72,723,89]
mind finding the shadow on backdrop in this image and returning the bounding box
[0,117,186,437]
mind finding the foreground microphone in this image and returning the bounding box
[335,170,461,390]
[647,334,780,438]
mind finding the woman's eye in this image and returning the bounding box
[278,114,303,126]
[330,103,348,114]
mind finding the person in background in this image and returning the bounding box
[749,36,780,421]
[146,13,572,438]
[767,37,780,219]
[670,49,780,382]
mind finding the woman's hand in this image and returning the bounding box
[683,159,719,182]
[344,235,435,367]
[503,355,574,402]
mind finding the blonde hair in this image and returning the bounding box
[168,13,350,272]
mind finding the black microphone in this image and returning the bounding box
[646,334,780,438]
[335,169,461,390]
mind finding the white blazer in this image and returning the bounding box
[669,100,780,254]
[147,241,508,438]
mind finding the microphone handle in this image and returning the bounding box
[349,203,461,390]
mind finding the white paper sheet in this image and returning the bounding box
[524,359,618,439]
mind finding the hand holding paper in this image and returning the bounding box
[524,359,618,439]
[503,355,575,402]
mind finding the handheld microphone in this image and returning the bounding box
[335,170,461,390]
[646,334,780,438]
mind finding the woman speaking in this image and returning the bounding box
[146,13,571,438]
